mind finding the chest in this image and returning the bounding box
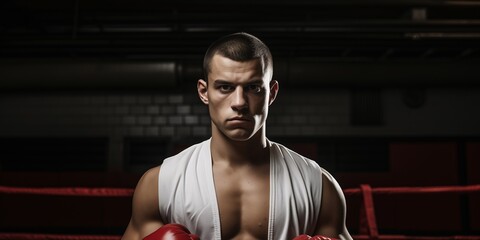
[213,164,270,239]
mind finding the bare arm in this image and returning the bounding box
[122,166,164,240]
[316,169,353,240]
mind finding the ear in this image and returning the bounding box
[197,79,209,105]
[269,80,279,106]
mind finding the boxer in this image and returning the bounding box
[122,32,352,240]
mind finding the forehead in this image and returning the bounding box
[209,54,266,82]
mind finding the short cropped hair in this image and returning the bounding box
[203,32,273,82]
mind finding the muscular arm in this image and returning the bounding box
[316,169,353,240]
[122,166,163,240]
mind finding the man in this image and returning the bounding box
[122,32,352,240]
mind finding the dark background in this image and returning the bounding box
[1,0,480,238]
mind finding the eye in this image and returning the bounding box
[218,85,234,93]
[246,84,262,93]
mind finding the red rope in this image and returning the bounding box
[0,233,120,240]
[360,184,379,239]
[0,186,133,197]
[1,233,479,240]
[1,184,480,240]
[353,235,480,240]
[343,184,480,196]
[2,184,480,197]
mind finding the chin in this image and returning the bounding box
[229,136,252,142]
[224,129,255,142]
[226,133,253,142]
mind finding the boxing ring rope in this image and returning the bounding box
[1,184,480,240]
[0,186,134,197]
[344,184,480,240]
[0,233,120,240]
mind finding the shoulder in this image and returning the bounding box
[124,166,162,238]
[162,139,209,166]
[157,139,211,199]
[320,168,344,202]
[133,166,160,203]
[140,166,160,185]
[270,141,322,171]
[316,168,349,236]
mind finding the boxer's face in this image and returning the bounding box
[198,54,277,141]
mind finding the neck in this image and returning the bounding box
[210,127,269,166]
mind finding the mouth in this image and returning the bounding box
[227,116,251,122]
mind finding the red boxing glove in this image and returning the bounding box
[144,223,200,240]
[293,234,338,240]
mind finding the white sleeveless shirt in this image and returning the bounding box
[158,139,323,239]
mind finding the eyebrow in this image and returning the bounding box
[213,79,264,85]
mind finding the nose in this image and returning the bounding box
[231,86,248,112]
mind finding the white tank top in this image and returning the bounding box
[158,138,323,239]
